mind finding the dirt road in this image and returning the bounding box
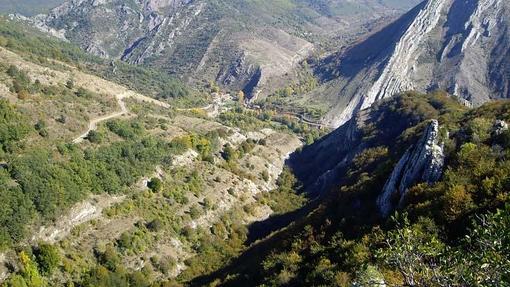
[73,92,170,143]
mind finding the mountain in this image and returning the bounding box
[310,0,510,127]
[29,0,420,96]
[0,1,509,286]
[288,91,456,195]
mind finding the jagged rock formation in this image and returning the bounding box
[315,0,510,127]
[377,120,445,217]
[288,92,460,199]
[289,93,436,195]
[492,120,509,136]
[28,0,419,96]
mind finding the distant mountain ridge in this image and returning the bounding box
[314,0,510,127]
[29,0,419,96]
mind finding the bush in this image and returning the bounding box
[261,170,269,182]
[221,144,237,162]
[35,244,61,275]
[0,99,31,152]
[75,87,92,98]
[65,79,74,89]
[189,204,202,220]
[34,120,48,138]
[148,178,163,193]
[147,219,164,232]
[87,130,103,143]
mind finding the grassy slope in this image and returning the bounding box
[0,18,203,107]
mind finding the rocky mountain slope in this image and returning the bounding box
[289,91,458,196]
[193,91,510,286]
[29,0,419,97]
[313,0,510,127]
[0,2,509,285]
[179,1,510,283]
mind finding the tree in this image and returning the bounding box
[97,245,121,271]
[148,177,163,193]
[441,184,474,221]
[7,65,19,78]
[352,265,386,287]
[34,120,48,138]
[147,219,164,232]
[86,130,102,143]
[75,87,90,98]
[209,81,220,93]
[221,144,237,162]
[14,251,46,287]
[261,170,269,182]
[377,215,448,286]
[65,79,74,90]
[0,99,31,152]
[452,205,510,285]
[17,89,29,100]
[35,243,61,275]
[189,204,202,220]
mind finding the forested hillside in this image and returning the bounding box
[190,92,510,286]
[0,18,323,286]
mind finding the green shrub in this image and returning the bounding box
[87,130,103,143]
[147,178,163,193]
[35,244,61,276]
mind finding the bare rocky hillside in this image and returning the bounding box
[311,0,510,127]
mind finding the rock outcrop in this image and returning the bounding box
[288,94,439,195]
[492,120,509,136]
[317,0,510,127]
[377,120,445,217]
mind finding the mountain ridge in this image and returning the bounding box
[313,0,510,127]
[28,0,420,97]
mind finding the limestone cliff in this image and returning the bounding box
[317,0,510,127]
[377,120,445,217]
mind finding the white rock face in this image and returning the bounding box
[361,0,447,108]
[492,120,508,136]
[32,195,125,243]
[324,0,510,128]
[143,0,192,13]
[377,120,445,217]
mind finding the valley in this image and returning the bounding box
[0,0,509,286]
[0,16,316,285]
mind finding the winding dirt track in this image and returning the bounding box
[72,88,330,145]
[73,92,170,144]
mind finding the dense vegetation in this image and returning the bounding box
[188,92,510,286]
[219,106,327,144]
[0,107,196,251]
